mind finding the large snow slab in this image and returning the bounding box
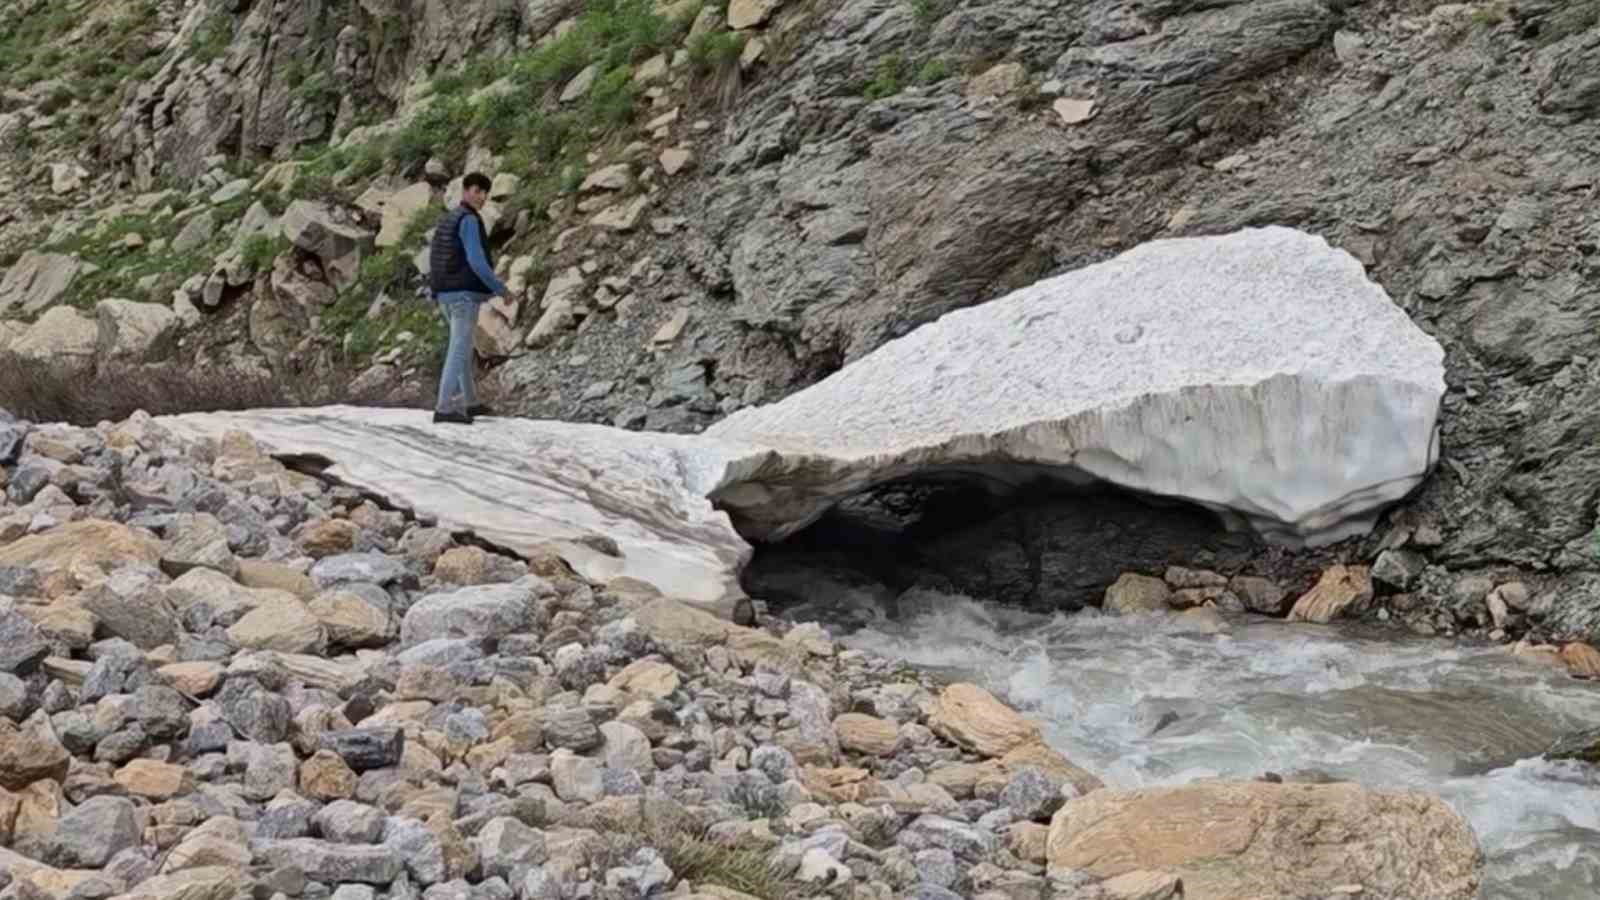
[706,225,1446,545]
[161,227,1444,616]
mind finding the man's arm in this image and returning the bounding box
[458,214,510,297]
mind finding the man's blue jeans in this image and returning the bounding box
[435,292,485,414]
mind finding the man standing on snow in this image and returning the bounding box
[427,172,510,425]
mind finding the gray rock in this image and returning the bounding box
[161,512,238,578]
[93,726,147,764]
[550,750,603,803]
[553,644,605,691]
[1373,549,1427,591]
[320,727,406,771]
[999,767,1063,821]
[242,742,300,801]
[312,552,407,589]
[78,564,180,650]
[133,685,190,740]
[602,767,644,797]
[599,721,653,775]
[186,721,234,756]
[472,817,547,880]
[257,839,403,885]
[218,677,293,743]
[315,799,387,844]
[384,818,450,886]
[604,847,673,897]
[543,707,601,752]
[396,639,487,667]
[47,796,140,868]
[0,604,48,674]
[400,579,542,644]
[80,652,143,704]
[104,847,158,892]
[0,673,27,720]
[914,848,959,889]
[258,797,321,840]
[895,815,998,861]
[331,886,378,900]
[749,744,799,784]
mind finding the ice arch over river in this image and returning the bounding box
[162,227,1446,618]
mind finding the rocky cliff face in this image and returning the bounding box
[1,0,1597,624]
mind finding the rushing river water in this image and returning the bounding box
[816,590,1600,899]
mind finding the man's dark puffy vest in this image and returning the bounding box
[428,206,494,295]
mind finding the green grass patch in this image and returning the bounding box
[190,11,234,63]
[864,53,907,100]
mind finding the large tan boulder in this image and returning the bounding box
[226,597,327,654]
[1046,781,1483,900]
[1288,565,1374,624]
[928,683,1042,758]
[0,520,162,591]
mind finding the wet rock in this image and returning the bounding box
[1372,550,1426,591]
[1104,574,1172,615]
[1229,576,1288,615]
[1287,566,1374,624]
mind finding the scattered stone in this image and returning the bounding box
[834,713,900,757]
[114,759,192,800]
[1229,575,1287,615]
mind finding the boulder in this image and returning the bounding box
[376,183,437,248]
[0,252,88,316]
[728,0,783,29]
[1045,781,1482,900]
[0,519,163,587]
[0,711,70,789]
[1287,565,1374,624]
[9,306,98,372]
[116,866,243,900]
[227,597,328,654]
[281,201,374,290]
[96,298,179,362]
[1103,574,1171,615]
[928,684,1041,758]
[400,578,543,643]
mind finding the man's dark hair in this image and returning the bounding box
[463,172,492,193]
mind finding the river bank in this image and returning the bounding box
[0,410,1540,899]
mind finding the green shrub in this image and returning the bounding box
[864,54,906,100]
[190,12,233,63]
[687,30,745,73]
[240,234,290,270]
[917,57,951,85]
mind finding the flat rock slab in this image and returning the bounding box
[162,227,1444,617]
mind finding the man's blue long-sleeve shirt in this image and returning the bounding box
[458,213,508,297]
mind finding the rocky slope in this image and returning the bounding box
[0,410,1497,900]
[0,0,1597,624]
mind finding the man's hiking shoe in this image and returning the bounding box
[467,404,496,418]
[433,411,474,425]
